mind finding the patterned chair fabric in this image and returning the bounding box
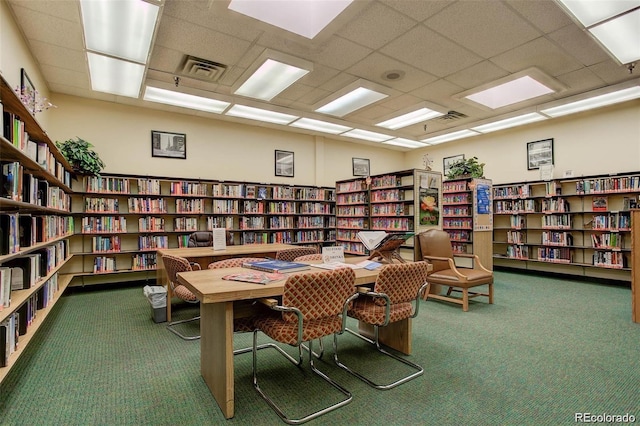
[348,262,430,327]
[207,257,267,269]
[255,268,356,345]
[294,253,323,262]
[162,254,199,302]
[275,247,318,262]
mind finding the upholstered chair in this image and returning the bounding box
[161,254,201,340]
[274,246,318,262]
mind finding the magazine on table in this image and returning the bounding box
[242,259,310,273]
[222,271,286,285]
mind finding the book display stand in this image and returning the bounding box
[367,238,406,264]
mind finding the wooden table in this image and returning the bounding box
[176,258,422,419]
[157,243,298,320]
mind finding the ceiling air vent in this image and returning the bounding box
[177,55,227,83]
[435,110,468,121]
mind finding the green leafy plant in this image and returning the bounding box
[446,156,485,180]
[55,137,105,176]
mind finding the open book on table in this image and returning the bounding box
[222,271,286,285]
[357,231,414,251]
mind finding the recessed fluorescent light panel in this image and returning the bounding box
[421,129,480,145]
[228,0,353,39]
[341,129,393,143]
[87,52,145,98]
[557,0,640,64]
[143,87,230,114]
[383,138,428,148]
[541,86,640,117]
[376,107,444,130]
[465,76,555,109]
[234,58,311,101]
[471,113,547,133]
[80,0,159,63]
[289,118,352,134]
[226,105,298,125]
[316,87,388,117]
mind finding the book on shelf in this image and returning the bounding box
[356,231,414,251]
[243,259,310,273]
[222,271,286,285]
[592,196,608,212]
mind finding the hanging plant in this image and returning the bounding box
[55,137,105,176]
[446,156,485,180]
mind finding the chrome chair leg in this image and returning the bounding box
[334,326,423,390]
[166,316,200,340]
[252,331,352,425]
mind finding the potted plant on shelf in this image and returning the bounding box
[446,156,485,180]
[55,137,105,176]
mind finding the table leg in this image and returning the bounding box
[358,318,412,355]
[200,301,235,419]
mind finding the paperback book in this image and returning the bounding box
[243,259,310,273]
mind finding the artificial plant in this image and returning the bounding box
[55,137,105,176]
[446,156,485,180]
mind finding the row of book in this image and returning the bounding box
[2,112,72,187]
[493,185,530,199]
[369,174,404,189]
[442,194,470,204]
[0,213,73,255]
[336,180,367,193]
[85,197,119,213]
[443,181,469,192]
[590,233,624,249]
[127,197,169,213]
[443,206,470,216]
[132,253,157,270]
[371,203,409,216]
[370,189,406,202]
[173,217,198,232]
[577,176,640,194]
[443,218,472,229]
[81,216,127,233]
[537,247,571,263]
[447,230,471,242]
[1,162,71,210]
[170,181,207,196]
[494,199,537,213]
[0,278,56,368]
[507,230,525,244]
[86,176,131,193]
[541,231,573,246]
[592,213,631,230]
[593,251,625,268]
[506,245,529,259]
[336,193,367,205]
[371,217,412,230]
[541,214,571,229]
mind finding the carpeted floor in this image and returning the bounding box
[0,271,638,425]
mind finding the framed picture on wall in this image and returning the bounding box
[20,68,36,114]
[275,150,294,177]
[352,158,370,176]
[527,138,554,170]
[151,130,187,159]
[443,154,465,176]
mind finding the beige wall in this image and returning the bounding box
[47,94,406,187]
[405,100,640,184]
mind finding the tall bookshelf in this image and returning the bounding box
[0,75,75,383]
[493,172,640,281]
[64,174,336,285]
[631,209,639,323]
[442,177,493,269]
[335,169,442,260]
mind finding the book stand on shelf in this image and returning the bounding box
[367,239,406,264]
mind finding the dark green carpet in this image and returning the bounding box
[1,271,639,425]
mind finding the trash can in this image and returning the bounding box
[144,285,167,323]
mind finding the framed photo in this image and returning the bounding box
[352,157,370,177]
[20,68,36,114]
[275,150,294,177]
[443,154,465,176]
[527,138,554,170]
[151,130,187,159]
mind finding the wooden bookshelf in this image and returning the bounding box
[631,209,639,323]
[0,75,75,383]
[64,174,335,285]
[493,172,640,281]
[442,177,493,269]
[335,169,442,260]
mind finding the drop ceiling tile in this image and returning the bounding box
[548,24,611,67]
[445,61,510,90]
[290,87,333,108]
[411,78,465,104]
[588,61,639,85]
[275,83,316,103]
[384,0,452,22]
[41,64,90,90]
[12,6,84,51]
[306,36,373,71]
[378,93,426,112]
[336,2,417,50]
[507,0,574,33]
[10,0,80,23]
[380,25,483,78]
[345,52,438,92]
[154,15,252,67]
[299,64,341,90]
[425,1,541,59]
[29,40,85,71]
[554,68,606,95]
[490,37,583,77]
